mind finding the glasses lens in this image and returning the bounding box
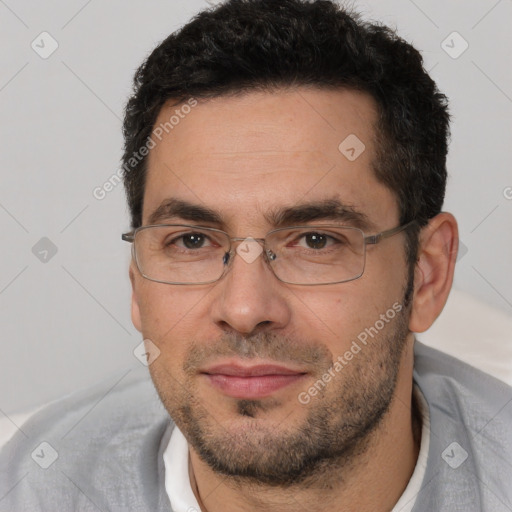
[132,225,366,285]
[134,225,228,284]
[266,226,365,285]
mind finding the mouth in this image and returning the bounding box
[200,363,308,399]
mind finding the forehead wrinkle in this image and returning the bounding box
[167,150,335,180]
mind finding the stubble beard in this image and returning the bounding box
[152,300,411,488]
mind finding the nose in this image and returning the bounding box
[210,239,292,335]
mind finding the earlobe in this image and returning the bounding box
[409,213,458,333]
[130,265,143,333]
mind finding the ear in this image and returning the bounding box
[130,264,142,333]
[409,212,458,333]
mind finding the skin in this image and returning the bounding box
[129,87,458,511]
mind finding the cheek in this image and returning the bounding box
[292,272,405,350]
[137,291,190,378]
[136,282,214,348]
[137,284,169,335]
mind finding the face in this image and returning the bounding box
[130,87,413,485]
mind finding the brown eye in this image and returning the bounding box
[304,233,328,249]
[181,233,207,249]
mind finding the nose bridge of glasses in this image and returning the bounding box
[219,236,282,275]
[228,236,266,253]
[227,236,269,264]
[229,236,266,244]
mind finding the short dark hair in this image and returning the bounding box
[122,0,450,270]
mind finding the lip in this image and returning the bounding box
[201,363,307,399]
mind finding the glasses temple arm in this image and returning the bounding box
[364,220,417,245]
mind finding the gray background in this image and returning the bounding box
[1,0,511,415]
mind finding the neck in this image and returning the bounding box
[189,340,420,512]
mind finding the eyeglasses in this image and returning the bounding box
[122,220,416,286]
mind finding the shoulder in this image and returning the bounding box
[413,341,512,511]
[0,366,174,511]
[414,340,512,423]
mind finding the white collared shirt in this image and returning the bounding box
[163,385,430,512]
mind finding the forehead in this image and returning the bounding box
[144,87,398,231]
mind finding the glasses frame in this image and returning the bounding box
[122,219,417,286]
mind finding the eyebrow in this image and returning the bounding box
[148,199,223,226]
[267,199,373,230]
[147,198,374,231]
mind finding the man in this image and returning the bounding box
[1,0,511,510]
